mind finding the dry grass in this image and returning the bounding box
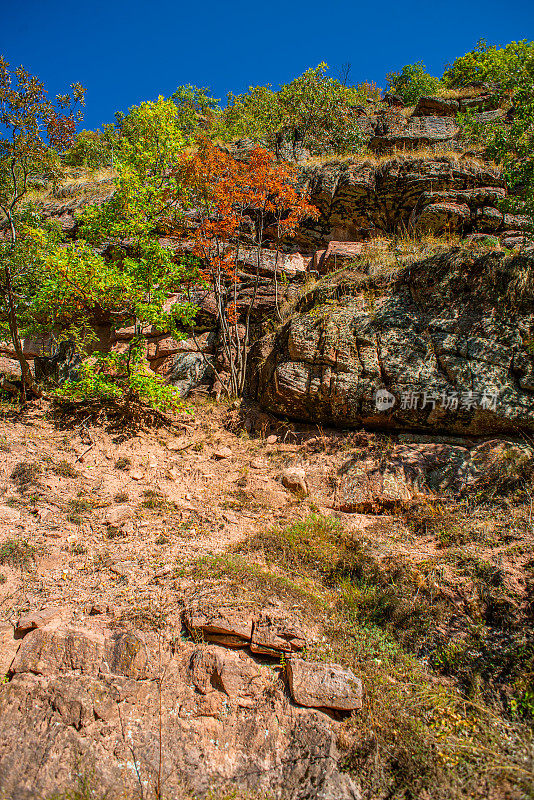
[303,146,486,169]
[24,166,117,207]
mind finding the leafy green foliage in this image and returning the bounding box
[450,43,534,228]
[487,73,534,225]
[63,126,115,170]
[443,38,534,91]
[0,56,85,396]
[53,341,184,412]
[385,61,441,104]
[171,84,220,136]
[219,64,378,156]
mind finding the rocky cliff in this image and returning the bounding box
[252,248,534,435]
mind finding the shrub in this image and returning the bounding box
[10,461,41,489]
[63,128,114,170]
[385,61,441,104]
[443,38,534,91]
[0,539,36,569]
[53,460,79,478]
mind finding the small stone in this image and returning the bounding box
[104,504,131,527]
[213,446,232,460]
[281,467,309,496]
[250,459,264,469]
[130,470,144,481]
[265,435,278,444]
[286,658,363,711]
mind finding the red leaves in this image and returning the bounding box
[175,137,318,280]
[46,113,77,150]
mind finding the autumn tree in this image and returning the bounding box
[175,138,317,396]
[0,56,85,398]
[43,97,199,412]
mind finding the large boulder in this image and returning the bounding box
[251,249,534,435]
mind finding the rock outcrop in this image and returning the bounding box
[0,613,361,800]
[251,249,534,435]
[297,156,505,248]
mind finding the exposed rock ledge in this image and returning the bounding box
[0,608,361,800]
[251,249,534,435]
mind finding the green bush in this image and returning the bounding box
[219,64,377,156]
[385,61,441,104]
[64,128,114,170]
[443,38,534,91]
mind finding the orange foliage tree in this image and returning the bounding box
[175,138,318,396]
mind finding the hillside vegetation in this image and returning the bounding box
[0,40,533,800]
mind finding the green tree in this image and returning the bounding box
[64,126,116,170]
[385,61,440,104]
[220,64,376,157]
[443,39,534,92]
[0,55,85,398]
[487,73,534,226]
[171,84,220,136]
[45,97,199,411]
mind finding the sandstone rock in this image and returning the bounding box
[147,331,215,360]
[313,241,364,274]
[161,352,214,396]
[287,658,362,711]
[215,648,264,698]
[189,646,264,698]
[0,357,22,379]
[336,438,533,509]
[212,445,232,459]
[104,630,148,679]
[250,614,306,656]
[11,626,106,676]
[370,114,459,154]
[183,607,253,647]
[412,95,459,117]
[297,156,503,248]
[281,467,309,496]
[0,623,20,677]
[0,505,20,524]
[415,201,471,233]
[15,607,67,638]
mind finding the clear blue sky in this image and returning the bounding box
[2,0,533,130]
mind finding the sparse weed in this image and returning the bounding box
[53,460,79,479]
[10,461,41,490]
[114,491,129,503]
[0,538,37,569]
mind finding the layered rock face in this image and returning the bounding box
[251,249,534,435]
[297,157,512,248]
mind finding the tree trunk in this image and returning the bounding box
[2,214,40,400]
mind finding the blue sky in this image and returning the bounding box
[2,0,533,130]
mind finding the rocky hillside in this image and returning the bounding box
[1,63,534,800]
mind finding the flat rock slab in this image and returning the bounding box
[250,614,306,656]
[287,658,362,711]
[15,607,67,638]
[183,607,253,647]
